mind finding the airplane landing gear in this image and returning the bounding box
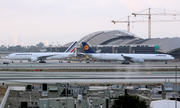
[59,61,63,63]
[67,60,71,63]
[39,60,46,63]
[122,61,130,64]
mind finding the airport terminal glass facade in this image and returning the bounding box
[85,45,155,54]
[98,46,113,53]
[114,46,129,53]
[48,45,156,54]
[169,49,180,60]
[131,46,155,54]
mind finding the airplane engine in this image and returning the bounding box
[30,57,38,62]
[131,58,144,63]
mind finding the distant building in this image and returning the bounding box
[15,36,17,46]
[150,100,180,108]
[45,40,48,46]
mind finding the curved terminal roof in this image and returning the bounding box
[78,30,138,45]
[142,37,180,53]
[63,30,180,53]
[63,30,138,47]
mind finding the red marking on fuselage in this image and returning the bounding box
[71,48,75,53]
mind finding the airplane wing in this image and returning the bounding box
[121,54,132,62]
[121,54,144,63]
[77,53,85,56]
[82,53,93,57]
[37,54,58,60]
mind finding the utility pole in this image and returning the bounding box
[175,65,177,108]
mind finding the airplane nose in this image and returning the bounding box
[171,56,175,60]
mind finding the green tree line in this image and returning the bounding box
[0,42,45,52]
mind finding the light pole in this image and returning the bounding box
[175,65,177,108]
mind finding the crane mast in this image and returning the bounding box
[148,8,151,38]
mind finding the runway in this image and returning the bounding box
[0,71,179,84]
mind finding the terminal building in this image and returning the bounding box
[45,30,180,60]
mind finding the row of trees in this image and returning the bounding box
[0,42,45,52]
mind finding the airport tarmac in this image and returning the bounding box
[0,53,178,69]
[0,71,179,84]
[0,54,179,84]
[0,60,179,69]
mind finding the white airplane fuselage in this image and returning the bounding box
[6,53,75,61]
[88,53,174,61]
[89,54,124,61]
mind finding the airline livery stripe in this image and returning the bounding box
[65,41,77,52]
[71,48,75,53]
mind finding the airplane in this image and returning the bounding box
[82,42,174,64]
[5,41,77,63]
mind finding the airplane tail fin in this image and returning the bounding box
[82,42,96,53]
[65,41,77,53]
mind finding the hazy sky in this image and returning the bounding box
[0,0,180,46]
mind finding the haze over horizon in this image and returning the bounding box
[1,0,180,46]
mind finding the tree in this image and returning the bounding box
[8,46,16,52]
[113,94,147,108]
[28,45,39,52]
[15,45,23,52]
[1,45,6,48]
[0,45,7,51]
[36,42,44,48]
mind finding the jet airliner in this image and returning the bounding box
[82,42,174,64]
[6,41,77,63]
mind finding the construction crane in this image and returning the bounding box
[112,16,180,33]
[132,8,180,38]
[112,8,180,38]
[112,16,131,32]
